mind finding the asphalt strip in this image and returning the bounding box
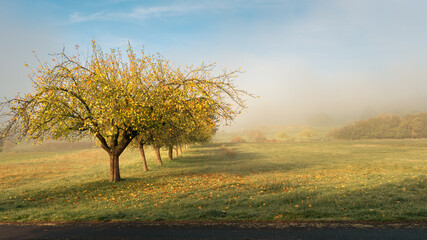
[1,221,426,240]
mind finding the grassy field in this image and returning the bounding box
[0,139,426,222]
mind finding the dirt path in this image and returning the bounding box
[1,221,426,240]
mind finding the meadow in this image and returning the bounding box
[0,139,426,222]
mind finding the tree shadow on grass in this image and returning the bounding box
[1,176,425,221]
[0,178,150,219]
[296,176,427,221]
[161,143,313,177]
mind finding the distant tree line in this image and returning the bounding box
[329,113,427,140]
[230,127,320,143]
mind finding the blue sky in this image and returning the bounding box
[1,0,427,128]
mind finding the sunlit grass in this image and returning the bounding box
[0,140,426,222]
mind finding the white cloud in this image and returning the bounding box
[68,1,228,23]
[69,11,106,23]
[126,4,207,19]
[66,0,290,23]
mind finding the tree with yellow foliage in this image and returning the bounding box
[1,41,252,182]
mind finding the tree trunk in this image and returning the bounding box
[168,146,173,160]
[174,145,179,157]
[95,131,134,183]
[154,146,163,165]
[139,143,149,171]
[179,145,182,154]
[109,153,121,182]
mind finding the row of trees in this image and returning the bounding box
[329,113,427,140]
[0,41,251,182]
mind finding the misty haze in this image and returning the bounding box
[0,0,426,237]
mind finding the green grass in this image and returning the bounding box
[0,139,426,222]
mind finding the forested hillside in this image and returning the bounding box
[330,113,427,140]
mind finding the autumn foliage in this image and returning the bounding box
[0,41,252,182]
